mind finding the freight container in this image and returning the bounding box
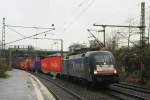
[19,59,28,70]
[28,58,35,71]
[24,59,30,70]
[19,60,25,69]
[49,56,63,73]
[35,56,41,72]
[41,58,50,73]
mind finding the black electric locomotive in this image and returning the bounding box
[62,50,119,83]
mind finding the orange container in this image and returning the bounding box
[41,58,50,73]
[20,60,25,69]
[24,59,29,70]
[49,56,63,73]
[26,59,31,70]
[19,59,29,70]
[19,60,24,69]
[28,58,35,71]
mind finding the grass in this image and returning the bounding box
[0,73,10,78]
[144,81,150,88]
[119,70,150,88]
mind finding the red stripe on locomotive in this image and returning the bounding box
[96,70,114,75]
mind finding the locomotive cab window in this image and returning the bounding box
[94,54,114,65]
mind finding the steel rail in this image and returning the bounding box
[108,84,150,100]
[34,73,84,100]
[113,82,150,94]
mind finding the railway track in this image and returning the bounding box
[31,72,150,100]
[106,82,150,100]
[31,72,118,100]
[117,82,150,94]
[33,73,84,100]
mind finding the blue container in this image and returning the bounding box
[35,56,41,71]
[35,62,41,71]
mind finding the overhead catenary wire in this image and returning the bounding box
[87,29,104,48]
[117,3,150,26]
[6,26,26,37]
[85,1,150,48]
[78,0,90,7]
[117,32,138,46]
[84,2,146,34]
[102,3,150,46]
[62,0,149,33]
[6,25,54,30]
[62,0,90,28]
[2,29,54,46]
[63,0,96,32]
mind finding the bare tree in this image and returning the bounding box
[68,43,87,53]
[106,31,121,53]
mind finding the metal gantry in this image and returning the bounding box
[1,18,5,57]
[93,24,142,47]
[33,38,63,57]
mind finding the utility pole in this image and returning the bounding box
[140,2,145,81]
[128,24,131,48]
[93,24,141,49]
[102,26,106,47]
[140,2,145,48]
[60,39,63,57]
[2,18,5,57]
[148,8,150,46]
[9,48,12,68]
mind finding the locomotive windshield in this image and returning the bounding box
[94,53,114,65]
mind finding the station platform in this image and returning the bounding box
[0,69,56,100]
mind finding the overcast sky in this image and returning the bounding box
[0,0,150,51]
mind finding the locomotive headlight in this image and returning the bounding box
[114,69,117,74]
[94,70,97,74]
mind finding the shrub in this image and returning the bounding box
[0,60,11,78]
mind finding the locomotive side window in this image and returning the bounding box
[84,57,88,63]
